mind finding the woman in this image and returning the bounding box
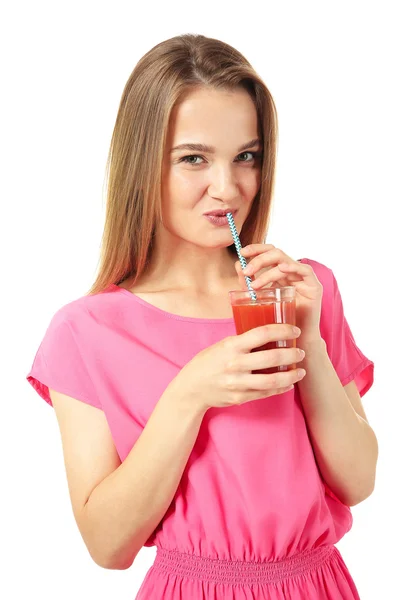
[27,33,377,599]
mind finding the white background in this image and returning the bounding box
[2,1,398,598]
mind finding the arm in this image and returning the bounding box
[297,338,378,507]
[84,391,206,570]
[50,385,207,571]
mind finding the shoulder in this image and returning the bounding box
[46,284,121,333]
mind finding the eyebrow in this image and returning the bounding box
[169,138,262,154]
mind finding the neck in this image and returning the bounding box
[138,239,238,294]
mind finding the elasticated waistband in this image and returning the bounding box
[153,544,336,585]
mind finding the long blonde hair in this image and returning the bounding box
[86,34,279,296]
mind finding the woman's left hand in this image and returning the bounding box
[235,244,324,345]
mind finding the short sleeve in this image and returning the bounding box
[327,270,374,398]
[26,316,102,410]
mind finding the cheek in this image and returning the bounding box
[242,169,261,197]
[162,169,207,216]
[171,169,206,195]
[239,173,261,218]
[161,171,204,223]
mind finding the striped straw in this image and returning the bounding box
[226,212,257,302]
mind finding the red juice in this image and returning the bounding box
[230,290,296,375]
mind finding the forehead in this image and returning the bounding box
[167,87,259,144]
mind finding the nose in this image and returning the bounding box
[207,163,240,202]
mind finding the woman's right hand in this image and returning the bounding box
[169,324,307,414]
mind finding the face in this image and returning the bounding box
[160,87,262,250]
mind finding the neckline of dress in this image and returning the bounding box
[109,284,236,324]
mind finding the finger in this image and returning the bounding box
[276,261,315,281]
[251,264,301,289]
[242,249,284,275]
[240,244,275,257]
[267,384,295,397]
[238,368,306,392]
[235,323,300,353]
[237,346,302,372]
[241,384,295,404]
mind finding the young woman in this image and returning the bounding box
[27,33,377,599]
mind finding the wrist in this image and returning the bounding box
[300,336,327,356]
[161,379,209,420]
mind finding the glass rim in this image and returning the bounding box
[229,285,295,297]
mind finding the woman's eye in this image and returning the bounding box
[179,151,262,166]
[180,155,204,165]
[237,151,256,162]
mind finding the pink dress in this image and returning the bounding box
[26,258,374,599]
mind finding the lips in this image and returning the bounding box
[204,209,238,217]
